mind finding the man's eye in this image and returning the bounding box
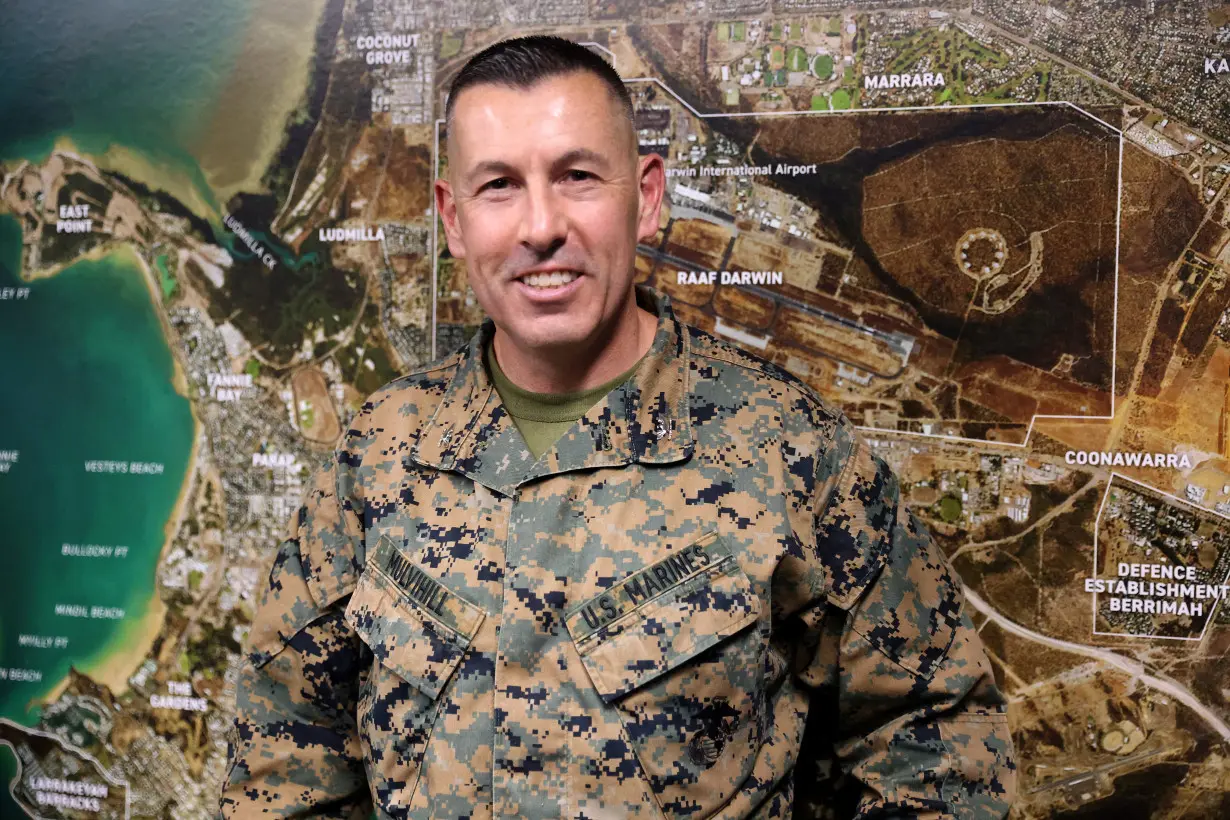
[565,170,593,182]
[481,178,511,191]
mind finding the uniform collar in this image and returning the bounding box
[409,285,694,495]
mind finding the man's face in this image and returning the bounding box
[435,71,664,353]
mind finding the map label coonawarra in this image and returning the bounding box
[1,0,1230,817]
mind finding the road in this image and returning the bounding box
[962,586,1230,742]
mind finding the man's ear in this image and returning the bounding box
[434,177,467,259]
[635,153,666,244]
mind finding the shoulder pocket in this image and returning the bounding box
[565,533,765,818]
[345,535,486,697]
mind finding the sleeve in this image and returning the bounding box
[218,455,371,819]
[793,422,1017,819]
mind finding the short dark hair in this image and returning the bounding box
[444,35,634,128]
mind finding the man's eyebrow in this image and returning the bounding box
[465,160,518,185]
[464,149,614,187]
[552,148,613,172]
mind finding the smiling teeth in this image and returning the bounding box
[522,271,578,288]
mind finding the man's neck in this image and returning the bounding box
[490,302,657,394]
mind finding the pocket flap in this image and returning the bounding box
[565,533,761,702]
[345,536,486,698]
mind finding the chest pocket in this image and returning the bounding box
[345,536,486,813]
[566,533,765,819]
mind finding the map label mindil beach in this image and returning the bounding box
[0,449,17,473]
[56,203,93,233]
[0,287,30,300]
[677,270,784,286]
[1065,450,1192,468]
[0,668,43,683]
[62,543,128,558]
[223,213,277,270]
[356,33,419,65]
[31,777,107,813]
[53,604,125,619]
[208,372,253,402]
[1205,57,1228,74]
[319,225,386,242]
[18,634,69,649]
[863,72,946,90]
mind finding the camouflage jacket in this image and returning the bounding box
[220,286,1016,819]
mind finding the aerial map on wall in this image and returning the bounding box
[1,0,1229,817]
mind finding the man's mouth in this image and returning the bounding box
[518,270,580,290]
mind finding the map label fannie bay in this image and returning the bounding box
[319,226,385,242]
[864,72,946,90]
[1065,450,1193,468]
[208,372,253,402]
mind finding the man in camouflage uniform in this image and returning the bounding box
[220,36,1015,819]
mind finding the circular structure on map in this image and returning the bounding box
[955,228,1008,281]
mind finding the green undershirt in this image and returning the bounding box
[486,341,646,459]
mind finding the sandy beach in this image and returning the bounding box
[194,0,328,202]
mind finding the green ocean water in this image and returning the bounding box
[0,0,254,196]
[0,0,254,808]
[0,214,195,716]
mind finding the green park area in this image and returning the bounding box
[831,88,852,109]
[787,46,808,72]
[810,94,828,110]
[813,53,834,79]
[768,44,786,70]
[154,253,176,300]
[439,31,463,59]
[827,16,843,36]
[878,26,1046,105]
[939,495,963,523]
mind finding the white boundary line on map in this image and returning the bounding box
[1089,472,1230,642]
[431,117,442,361]
[430,70,1126,417]
[0,717,131,820]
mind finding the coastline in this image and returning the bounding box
[194,0,328,202]
[53,137,217,222]
[31,244,202,705]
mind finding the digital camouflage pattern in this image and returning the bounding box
[219,285,1016,819]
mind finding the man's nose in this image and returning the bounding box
[519,179,567,254]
